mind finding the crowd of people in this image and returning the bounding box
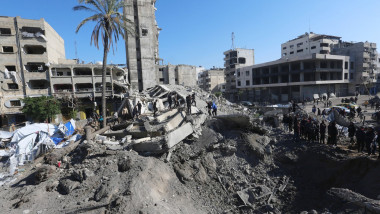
[282,102,380,159]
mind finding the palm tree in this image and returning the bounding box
[74,0,133,128]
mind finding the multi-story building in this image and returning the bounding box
[156,64,197,87]
[281,33,340,57]
[332,41,378,94]
[236,54,350,102]
[224,48,254,100]
[198,68,225,93]
[0,16,66,126]
[124,0,160,91]
[49,63,127,121]
[234,33,379,103]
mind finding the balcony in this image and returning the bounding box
[53,84,73,93]
[51,67,72,77]
[74,67,92,76]
[75,83,93,93]
[20,27,46,42]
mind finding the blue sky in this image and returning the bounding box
[1,0,380,69]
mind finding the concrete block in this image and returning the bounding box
[190,106,200,114]
[166,122,193,149]
[156,109,178,123]
[164,111,186,132]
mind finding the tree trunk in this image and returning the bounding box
[102,29,109,128]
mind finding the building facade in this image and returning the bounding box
[224,48,254,100]
[281,33,340,58]
[233,33,379,103]
[0,16,66,126]
[156,64,197,87]
[198,68,225,93]
[124,0,160,91]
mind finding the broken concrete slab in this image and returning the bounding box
[156,109,179,123]
[131,137,165,153]
[164,111,186,132]
[166,123,193,149]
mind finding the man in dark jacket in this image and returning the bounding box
[355,127,366,152]
[153,100,158,117]
[167,93,172,109]
[366,127,375,155]
[288,115,293,133]
[320,121,326,144]
[186,95,192,114]
[328,121,338,146]
[348,122,356,146]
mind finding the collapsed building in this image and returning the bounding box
[0,84,379,213]
[124,0,199,92]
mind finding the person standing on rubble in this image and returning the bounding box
[312,105,316,114]
[192,93,196,106]
[282,114,289,132]
[186,95,192,114]
[132,105,138,120]
[168,93,172,109]
[153,100,158,117]
[366,127,375,155]
[212,102,217,116]
[314,121,320,143]
[328,121,338,146]
[137,101,142,116]
[348,122,356,147]
[356,126,366,152]
[174,94,179,107]
[320,121,326,144]
[288,114,293,133]
[207,101,212,116]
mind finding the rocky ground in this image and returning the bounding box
[0,88,379,214]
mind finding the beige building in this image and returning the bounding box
[156,64,197,87]
[281,33,340,58]
[198,68,225,93]
[0,16,66,126]
[224,48,255,100]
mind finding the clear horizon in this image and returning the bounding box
[1,0,380,69]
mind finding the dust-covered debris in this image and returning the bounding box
[0,85,379,213]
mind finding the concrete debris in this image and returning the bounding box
[1,84,379,214]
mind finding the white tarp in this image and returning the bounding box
[11,123,57,143]
[0,131,14,139]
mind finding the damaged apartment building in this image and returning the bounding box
[233,33,380,102]
[124,0,197,91]
[0,16,128,127]
[197,67,226,93]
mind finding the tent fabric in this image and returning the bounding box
[64,119,76,136]
[51,137,64,145]
[11,123,57,143]
[0,131,14,139]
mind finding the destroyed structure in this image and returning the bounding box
[0,84,379,213]
[231,33,380,102]
[124,0,199,92]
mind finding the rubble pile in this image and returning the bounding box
[0,85,379,213]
